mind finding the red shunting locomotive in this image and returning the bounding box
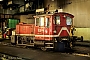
[11,10,81,51]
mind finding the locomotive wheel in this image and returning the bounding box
[41,47,47,51]
[70,42,73,49]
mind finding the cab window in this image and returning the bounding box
[36,18,39,26]
[36,17,44,26]
[54,15,60,25]
[66,16,72,25]
[45,18,49,28]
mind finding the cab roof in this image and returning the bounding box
[34,12,74,18]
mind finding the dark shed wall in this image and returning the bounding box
[63,0,90,28]
[44,0,90,28]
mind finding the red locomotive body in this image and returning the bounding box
[11,11,81,51]
[16,23,35,35]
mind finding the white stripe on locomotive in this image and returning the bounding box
[35,27,70,37]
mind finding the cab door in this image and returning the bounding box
[35,17,45,40]
[44,16,51,40]
[53,15,61,36]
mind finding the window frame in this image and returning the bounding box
[35,17,45,27]
[66,16,72,25]
[54,15,60,25]
[45,17,50,28]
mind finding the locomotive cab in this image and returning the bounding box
[34,13,74,40]
[34,14,53,41]
[53,13,74,37]
[34,12,74,51]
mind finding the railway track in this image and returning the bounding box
[0,41,90,58]
[0,52,31,60]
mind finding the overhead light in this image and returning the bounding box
[0,0,3,1]
[52,0,54,1]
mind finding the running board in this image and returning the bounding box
[45,43,53,44]
[17,44,27,45]
[17,44,34,46]
[45,47,54,48]
[26,44,34,47]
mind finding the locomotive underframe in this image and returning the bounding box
[11,35,75,51]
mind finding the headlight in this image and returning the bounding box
[53,30,56,33]
[62,38,68,40]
